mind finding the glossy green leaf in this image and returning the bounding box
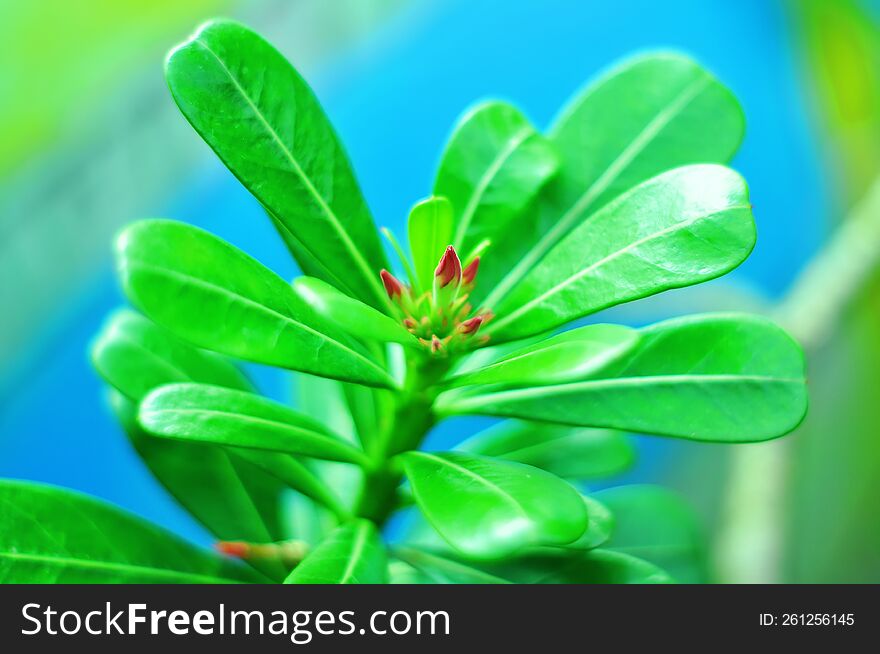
[483,52,745,309]
[440,313,808,442]
[109,392,289,558]
[458,421,635,480]
[595,485,707,583]
[231,449,348,520]
[0,480,261,584]
[116,219,396,388]
[94,311,290,560]
[166,19,388,308]
[92,309,252,400]
[449,323,639,387]
[408,196,454,292]
[285,520,387,584]
[292,276,416,347]
[400,451,588,559]
[486,165,756,341]
[484,549,674,584]
[140,383,370,465]
[392,546,510,584]
[561,496,614,550]
[434,101,557,259]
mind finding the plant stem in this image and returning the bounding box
[353,354,448,526]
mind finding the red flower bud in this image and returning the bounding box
[458,315,484,335]
[380,269,404,299]
[462,257,480,285]
[216,541,250,558]
[434,246,462,288]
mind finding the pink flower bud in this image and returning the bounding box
[434,246,462,288]
[380,269,404,299]
[458,315,484,335]
[462,257,480,285]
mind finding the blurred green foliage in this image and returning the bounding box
[786,0,880,583]
[0,0,231,175]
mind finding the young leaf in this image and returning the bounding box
[92,309,252,400]
[457,421,635,480]
[439,313,808,443]
[116,219,397,389]
[400,451,588,559]
[448,323,639,387]
[140,383,371,465]
[434,101,557,259]
[483,52,745,309]
[285,520,387,584]
[292,276,417,347]
[166,19,389,308]
[486,165,756,341]
[594,485,707,583]
[0,480,261,583]
[408,196,454,292]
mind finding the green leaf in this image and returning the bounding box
[0,480,261,584]
[434,101,557,259]
[109,392,290,555]
[166,19,388,308]
[448,323,639,387]
[230,449,348,520]
[440,313,808,443]
[292,276,416,347]
[408,196,454,292]
[400,451,588,559]
[285,520,387,584]
[486,165,755,341]
[595,485,707,583]
[92,309,252,400]
[392,546,510,584]
[458,421,635,480]
[560,496,614,550]
[116,219,396,389]
[483,52,745,310]
[485,549,674,584]
[140,383,370,465]
[94,312,291,565]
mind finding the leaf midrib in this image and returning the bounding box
[445,373,802,411]
[124,260,394,387]
[143,406,363,461]
[452,126,533,249]
[486,203,751,335]
[191,38,387,309]
[483,74,713,308]
[339,522,370,584]
[0,551,243,584]
[412,452,531,524]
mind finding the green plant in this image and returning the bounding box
[0,19,808,584]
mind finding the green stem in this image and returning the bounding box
[353,354,449,526]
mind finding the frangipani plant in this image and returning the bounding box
[0,19,807,584]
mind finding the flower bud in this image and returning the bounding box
[458,315,484,335]
[462,257,480,285]
[380,269,404,300]
[434,246,462,288]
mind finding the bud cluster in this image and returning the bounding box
[380,246,493,354]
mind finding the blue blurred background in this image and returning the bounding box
[2,0,879,582]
